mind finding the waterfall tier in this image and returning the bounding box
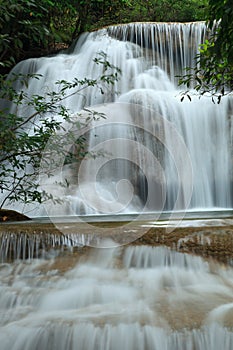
[0,244,232,349]
[2,22,233,216]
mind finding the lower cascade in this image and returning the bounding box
[2,22,233,216]
[0,244,232,349]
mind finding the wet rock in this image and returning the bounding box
[0,209,31,222]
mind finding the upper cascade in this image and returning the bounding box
[1,21,233,216]
[98,21,207,84]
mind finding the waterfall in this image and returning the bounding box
[0,244,232,349]
[2,22,233,216]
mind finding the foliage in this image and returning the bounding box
[44,0,77,44]
[81,0,208,32]
[0,53,121,208]
[113,0,208,24]
[0,0,50,70]
[0,0,79,73]
[179,0,233,99]
[72,0,131,37]
[0,0,209,74]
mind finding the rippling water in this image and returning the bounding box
[0,244,232,349]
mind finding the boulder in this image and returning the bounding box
[0,209,31,222]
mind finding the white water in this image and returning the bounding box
[0,245,232,349]
[1,23,233,348]
[2,22,233,217]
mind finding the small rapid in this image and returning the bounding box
[0,244,232,349]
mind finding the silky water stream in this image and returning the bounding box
[0,241,233,349]
[1,22,233,349]
[3,22,233,216]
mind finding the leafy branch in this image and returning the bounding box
[0,52,121,209]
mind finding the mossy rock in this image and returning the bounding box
[0,209,31,222]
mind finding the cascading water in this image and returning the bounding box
[1,22,233,349]
[0,244,232,349]
[2,22,233,216]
